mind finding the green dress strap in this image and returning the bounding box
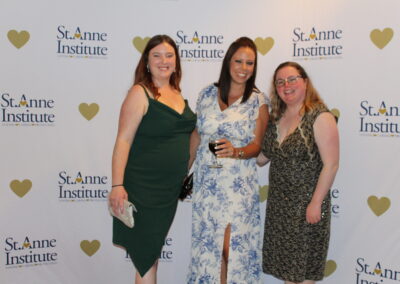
[138,84,151,99]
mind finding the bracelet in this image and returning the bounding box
[233,148,245,159]
[111,184,124,188]
[238,149,245,159]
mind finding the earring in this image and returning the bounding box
[146,65,150,72]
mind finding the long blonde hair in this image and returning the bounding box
[269,61,325,121]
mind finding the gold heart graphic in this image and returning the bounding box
[254,37,274,55]
[324,260,337,277]
[193,37,199,43]
[132,36,150,53]
[367,196,391,216]
[370,28,394,49]
[74,33,81,38]
[309,34,316,40]
[79,103,99,121]
[259,185,269,202]
[379,108,386,114]
[23,242,31,248]
[330,108,340,120]
[374,269,382,275]
[76,177,82,183]
[80,240,100,256]
[20,100,27,106]
[7,30,30,49]
[10,179,32,197]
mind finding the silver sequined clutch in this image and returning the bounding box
[108,200,137,228]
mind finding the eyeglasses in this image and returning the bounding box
[274,75,302,87]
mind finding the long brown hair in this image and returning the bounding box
[270,61,325,120]
[134,35,181,99]
[216,37,259,105]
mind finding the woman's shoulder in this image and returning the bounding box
[120,84,150,116]
[248,89,269,106]
[198,83,217,101]
[305,103,331,122]
[312,103,329,115]
[125,84,150,104]
[200,83,217,95]
[129,84,150,96]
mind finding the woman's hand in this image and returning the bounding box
[108,186,128,216]
[215,138,236,158]
[256,152,270,166]
[306,200,322,224]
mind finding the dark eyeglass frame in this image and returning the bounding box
[275,75,303,87]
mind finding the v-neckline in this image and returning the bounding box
[140,84,187,116]
[149,98,187,116]
[217,93,242,113]
[276,124,299,147]
[275,116,304,147]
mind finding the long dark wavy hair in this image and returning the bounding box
[270,61,325,120]
[216,37,258,105]
[134,35,182,100]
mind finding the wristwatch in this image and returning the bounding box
[238,149,245,159]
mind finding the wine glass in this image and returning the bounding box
[208,137,223,168]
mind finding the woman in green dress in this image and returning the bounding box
[108,35,196,283]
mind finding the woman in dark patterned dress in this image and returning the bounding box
[257,61,339,284]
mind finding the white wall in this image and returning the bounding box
[1,0,399,283]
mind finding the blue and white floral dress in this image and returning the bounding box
[188,84,267,284]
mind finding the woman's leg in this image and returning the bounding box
[221,224,231,284]
[135,261,158,284]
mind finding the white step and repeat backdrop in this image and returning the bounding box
[1,0,399,283]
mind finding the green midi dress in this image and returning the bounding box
[113,88,196,276]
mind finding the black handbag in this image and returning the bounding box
[179,173,193,201]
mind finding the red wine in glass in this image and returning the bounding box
[208,139,223,168]
[208,141,224,156]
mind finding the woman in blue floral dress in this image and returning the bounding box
[187,37,269,284]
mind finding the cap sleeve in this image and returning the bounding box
[257,91,270,107]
